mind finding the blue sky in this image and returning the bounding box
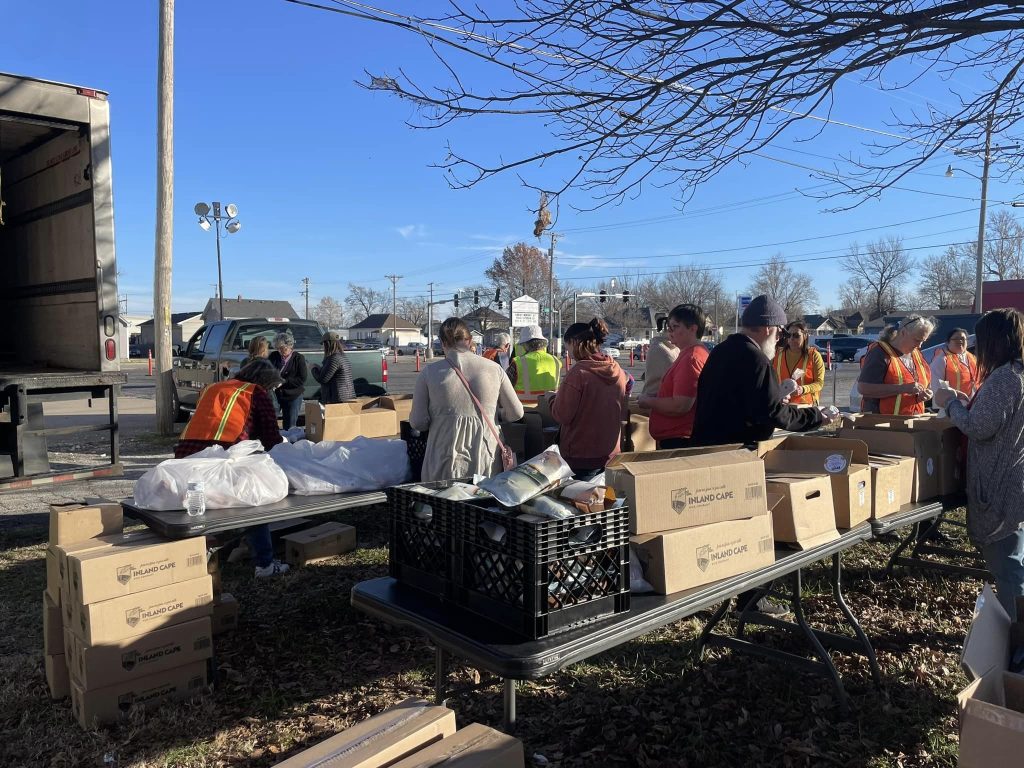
[4,1,1019,316]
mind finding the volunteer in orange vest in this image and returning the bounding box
[856,315,936,415]
[929,327,977,397]
[508,324,562,405]
[772,321,825,406]
[174,359,289,578]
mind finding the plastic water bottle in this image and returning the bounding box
[184,473,206,517]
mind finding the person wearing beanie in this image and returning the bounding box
[691,294,839,616]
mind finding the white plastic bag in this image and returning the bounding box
[135,441,289,510]
[477,446,573,507]
[270,436,410,495]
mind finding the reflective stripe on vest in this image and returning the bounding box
[181,381,255,442]
[877,341,930,415]
[933,348,976,393]
[514,351,560,404]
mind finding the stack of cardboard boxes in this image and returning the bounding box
[46,502,216,729]
[274,698,524,768]
[607,448,776,594]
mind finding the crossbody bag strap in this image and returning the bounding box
[448,360,510,452]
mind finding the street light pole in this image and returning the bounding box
[195,201,241,320]
[975,114,993,312]
[214,217,225,321]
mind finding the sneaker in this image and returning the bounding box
[254,560,290,578]
[735,596,791,618]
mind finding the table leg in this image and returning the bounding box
[434,647,449,705]
[790,567,850,715]
[884,520,923,577]
[503,679,517,731]
[695,600,732,660]
[832,553,881,688]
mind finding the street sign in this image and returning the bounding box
[511,295,540,327]
[738,295,752,311]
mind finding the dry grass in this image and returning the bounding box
[0,508,975,767]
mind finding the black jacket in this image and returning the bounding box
[691,333,823,447]
[268,350,308,402]
[311,352,355,404]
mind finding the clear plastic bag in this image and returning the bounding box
[477,446,573,507]
[135,441,289,510]
[270,436,410,495]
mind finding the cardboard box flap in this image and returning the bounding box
[963,584,1011,680]
[764,449,855,476]
[773,435,870,464]
[389,722,523,768]
[610,449,757,476]
[606,444,744,468]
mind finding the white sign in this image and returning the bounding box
[511,295,540,327]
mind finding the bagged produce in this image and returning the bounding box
[478,447,573,507]
[521,495,576,521]
[135,441,289,510]
[270,437,410,495]
[279,427,307,443]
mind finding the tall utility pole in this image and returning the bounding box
[547,233,558,350]
[426,281,434,359]
[385,274,402,357]
[154,0,175,435]
[301,277,311,319]
[975,114,993,313]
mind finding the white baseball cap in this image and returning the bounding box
[519,324,547,344]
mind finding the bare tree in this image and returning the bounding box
[294,1,1024,206]
[841,237,916,317]
[917,247,976,309]
[312,296,346,329]
[984,210,1024,281]
[485,242,556,304]
[397,297,429,329]
[345,283,388,323]
[748,254,818,319]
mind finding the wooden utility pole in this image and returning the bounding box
[386,274,402,359]
[154,0,175,435]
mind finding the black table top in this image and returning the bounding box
[351,522,874,680]
[869,498,957,537]
[123,490,388,538]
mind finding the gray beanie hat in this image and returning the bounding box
[741,295,787,328]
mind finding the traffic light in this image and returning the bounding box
[474,290,480,305]
[599,289,607,303]
[622,290,630,303]
[454,293,459,309]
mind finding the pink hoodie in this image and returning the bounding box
[550,354,628,472]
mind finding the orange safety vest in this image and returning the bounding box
[180,381,256,443]
[772,347,821,405]
[932,347,977,394]
[874,341,931,415]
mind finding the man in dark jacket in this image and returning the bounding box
[691,295,833,447]
[691,294,838,617]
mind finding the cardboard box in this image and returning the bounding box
[43,590,64,655]
[212,592,239,635]
[869,455,915,518]
[70,536,208,606]
[49,502,123,546]
[305,399,399,442]
[274,698,457,768]
[45,547,61,604]
[622,414,657,453]
[381,394,415,425]
[765,474,841,550]
[388,722,524,768]
[46,653,70,699]
[73,575,214,645]
[631,513,775,594]
[67,617,213,690]
[759,436,873,530]
[958,585,1024,767]
[57,530,159,622]
[851,414,965,496]
[283,522,357,566]
[838,425,941,502]
[606,449,767,534]
[69,660,209,729]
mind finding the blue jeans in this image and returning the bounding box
[981,528,1024,621]
[247,524,274,568]
[278,396,302,430]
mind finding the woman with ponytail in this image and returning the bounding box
[550,317,630,476]
[934,308,1024,619]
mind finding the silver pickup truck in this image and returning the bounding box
[172,318,387,420]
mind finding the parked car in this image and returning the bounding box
[852,334,976,364]
[813,336,873,362]
[601,345,621,359]
[618,338,643,350]
[393,342,428,356]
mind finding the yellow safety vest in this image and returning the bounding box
[514,351,561,405]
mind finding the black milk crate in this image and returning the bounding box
[452,501,631,639]
[386,480,465,599]
[400,421,427,482]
